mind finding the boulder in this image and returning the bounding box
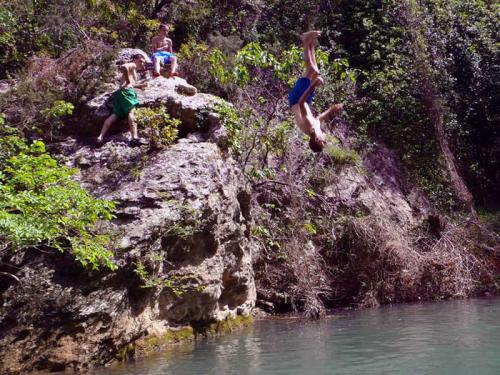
[74,48,217,138]
[76,76,215,137]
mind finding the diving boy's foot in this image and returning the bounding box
[153,71,161,78]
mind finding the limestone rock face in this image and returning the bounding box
[69,137,256,323]
[0,68,254,373]
[0,80,13,95]
[326,143,432,228]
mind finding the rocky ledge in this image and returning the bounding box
[74,48,220,138]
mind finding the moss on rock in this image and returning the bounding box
[193,314,253,336]
[130,326,195,359]
[115,343,135,362]
[119,315,253,362]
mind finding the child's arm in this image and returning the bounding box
[152,37,159,53]
[133,78,149,90]
[157,39,173,53]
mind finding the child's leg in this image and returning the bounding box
[128,109,138,139]
[97,114,118,141]
[170,55,178,75]
[154,56,161,75]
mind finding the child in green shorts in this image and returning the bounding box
[96,54,148,147]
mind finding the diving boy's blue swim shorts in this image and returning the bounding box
[288,77,315,106]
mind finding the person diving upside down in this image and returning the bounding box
[289,31,343,152]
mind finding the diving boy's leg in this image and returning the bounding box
[293,76,324,136]
[301,31,321,79]
[97,113,118,143]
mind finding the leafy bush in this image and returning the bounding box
[0,41,116,139]
[135,106,180,149]
[43,100,75,118]
[177,39,214,92]
[0,0,160,78]
[0,137,116,270]
[214,102,242,155]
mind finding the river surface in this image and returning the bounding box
[93,298,500,375]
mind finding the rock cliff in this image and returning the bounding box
[0,49,255,374]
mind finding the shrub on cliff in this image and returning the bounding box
[135,106,180,149]
[0,41,116,140]
[0,133,116,270]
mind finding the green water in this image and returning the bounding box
[95,298,500,375]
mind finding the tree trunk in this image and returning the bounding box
[401,0,476,215]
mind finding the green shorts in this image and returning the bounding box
[112,87,139,119]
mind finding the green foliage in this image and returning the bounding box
[0,1,86,76]
[40,100,75,137]
[43,100,74,118]
[135,106,180,149]
[214,102,242,155]
[336,0,499,207]
[252,224,281,252]
[0,1,164,77]
[304,222,317,236]
[0,137,116,270]
[0,9,19,71]
[0,41,116,140]
[324,144,361,166]
[207,41,355,89]
[208,48,231,85]
[421,0,499,205]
